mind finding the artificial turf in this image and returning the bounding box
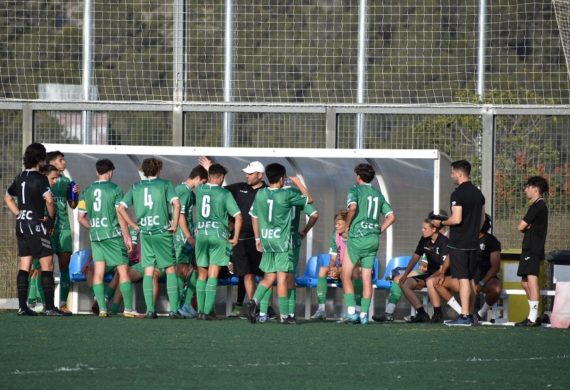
[0,312,568,389]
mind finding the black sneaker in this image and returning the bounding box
[204,312,217,321]
[44,308,72,317]
[372,313,394,322]
[409,311,430,323]
[279,316,290,324]
[91,301,100,315]
[267,306,277,319]
[247,300,258,324]
[18,307,38,316]
[169,311,185,319]
[431,312,444,323]
[286,315,297,324]
[145,311,158,319]
[515,318,541,327]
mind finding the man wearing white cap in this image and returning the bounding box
[198,157,267,315]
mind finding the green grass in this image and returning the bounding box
[0,312,569,389]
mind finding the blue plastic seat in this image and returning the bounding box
[69,248,91,282]
[219,275,240,286]
[375,255,414,289]
[295,253,331,288]
[69,248,116,283]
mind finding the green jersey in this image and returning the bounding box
[78,180,124,242]
[250,187,308,253]
[51,174,72,229]
[121,178,178,235]
[175,182,196,237]
[195,183,240,239]
[346,183,393,238]
[285,186,318,249]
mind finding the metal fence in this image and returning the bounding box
[1,1,570,298]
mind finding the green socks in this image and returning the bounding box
[184,272,198,306]
[288,288,296,316]
[59,269,70,304]
[93,283,106,312]
[119,281,132,311]
[203,277,218,315]
[344,292,356,309]
[278,296,288,318]
[260,287,272,314]
[388,282,402,305]
[166,273,180,313]
[316,276,327,304]
[196,278,206,313]
[353,278,363,307]
[361,297,371,315]
[143,275,155,313]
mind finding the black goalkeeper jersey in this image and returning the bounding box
[7,170,51,235]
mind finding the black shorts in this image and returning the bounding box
[517,251,541,277]
[449,248,478,279]
[232,238,263,277]
[16,232,52,259]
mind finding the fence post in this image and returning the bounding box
[325,106,337,148]
[81,0,93,144]
[22,103,33,147]
[223,0,234,147]
[172,0,186,146]
[355,0,368,149]
[481,107,495,224]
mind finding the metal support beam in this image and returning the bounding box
[355,0,368,149]
[173,0,186,146]
[223,0,234,147]
[325,106,337,148]
[22,103,33,147]
[481,108,495,224]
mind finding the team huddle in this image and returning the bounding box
[5,143,549,327]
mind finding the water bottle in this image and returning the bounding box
[184,242,194,255]
[70,180,78,201]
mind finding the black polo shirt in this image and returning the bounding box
[414,233,449,275]
[448,181,485,250]
[225,181,267,239]
[522,198,548,259]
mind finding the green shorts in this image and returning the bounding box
[130,262,144,276]
[91,237,128,268]
[174,232,194,265]
[140,232,176,270]
[260,251,292,273]
[347,235,379,269]
[195,234,231,267]
[288,245,301,273]
[51,229,72,253]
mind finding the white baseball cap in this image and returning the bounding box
[242,161,265,174]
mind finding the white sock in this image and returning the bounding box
[347,306,356,315]
[528,300,539,322]
[478,302,491,318]
[448,297,462,314]
[386,303,396,315]
[260,312,266,317]
[360,311,367,319]
[318,303,325,311]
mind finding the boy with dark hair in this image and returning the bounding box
[247,163,314,324]
[515,176,549,327]
[194,164,242,319]
[46,150,79,313]
[175,165,208,318]
[117,157,182,319]
[340,163,396,325]
[77,159,138,318]
[4,143,68,316]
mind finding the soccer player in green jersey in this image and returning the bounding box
[77,159,139,318]
[46,151,79,313]
[194,164,242,320]
[174,165,208,318]
[247,163,314,324]
[340,163,396,325]
[282,179,318,323]
[117,158,182,319]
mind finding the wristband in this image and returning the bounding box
[255,238,260,241]
[478,280,486,287]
